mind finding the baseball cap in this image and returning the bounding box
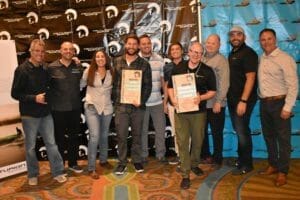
[229,26,245,34]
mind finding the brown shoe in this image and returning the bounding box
[100,162,113,169]
[275,173,287,187]
[89,171,99,180]
[259,166,278,175]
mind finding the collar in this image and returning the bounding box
[231,42,246,53]
[262,47,280,58]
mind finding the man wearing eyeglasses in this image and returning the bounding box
[167,42,216,189]
[227,26,258,175]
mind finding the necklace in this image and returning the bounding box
[187,62,202,78]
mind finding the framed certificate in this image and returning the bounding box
[172,73,199,113]
[121,69,142,104]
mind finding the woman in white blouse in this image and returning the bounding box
[81,50,114,179]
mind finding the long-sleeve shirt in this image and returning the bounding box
[48,59,83,111]
[258,47,298,112]
[11,60,50,117]
[112,55,152,108]
[81,67,113,115]
[203,52,230,108]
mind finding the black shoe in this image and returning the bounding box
[191,167,204,176]
[114,165,127,175]
[69,165,83,173]
[133,163,144,173]
[169,156,180,165]
[231,166,253,176]
[180,178,190,189]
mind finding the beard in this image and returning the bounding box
[126,48,138,56]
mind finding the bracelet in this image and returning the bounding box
[240,99,247,103]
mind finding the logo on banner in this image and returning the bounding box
[151,38,162,52]
[189,0,197,13]
[26,12,39,24]
[73,43,80,55]
[147,2,160,15]
[37,28,49,40]
[108,41,121,55]
[105,5,119,19]
[38,146,47,158]
[116,22,130,35]
[159,20,171,33]
[65,8,78,21]
[76,25,89,38]
[0,31,11,40]
[0,0,8,10]
[235,0,250,7]
[36,0,46,7]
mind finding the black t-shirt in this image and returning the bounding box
[227,43,258,103]
[168,61,216,112]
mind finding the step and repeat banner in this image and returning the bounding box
[0,0,299,175]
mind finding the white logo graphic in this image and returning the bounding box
[189,0,197,13]
[26,12,39,24]
[37,28,49,40]
[190,36,197,42]
[108,41,121,55]
[164,58,171,64]
[0,0,8,10]
[73,43,80,55]
[151,38,162,52]
[65,8,78,21]
[76,0,85,3]
[147,2,160,15]
[39,146,47,158]
[81,62,90,69]
[105,5,119,19]
[79,145,88,157]
[76,25,89,38]
[116,22,130,35]
[0,31,11,40]
[159,20,171,32]
[36,0,46,7]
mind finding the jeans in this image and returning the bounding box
[52,110,81,167]
[84,104,113,171]
[201,107,225,164]
[228,100,256,168]
[21,114,64,178]
[175,112,206,178]
[260,99,291,174]
[141,103,166,158]
[114,104,145,165]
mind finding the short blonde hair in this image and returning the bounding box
[29,39,45,52]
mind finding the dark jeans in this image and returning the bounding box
[201,107,225,164]
[228,100,256,168]
[52,110,81,167]
[114,105,145,165]
[260,99,291,174]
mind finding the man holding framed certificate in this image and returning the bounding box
[112,34,152,175]
[167,42,216,189]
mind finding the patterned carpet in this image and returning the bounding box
[1,159,299,200]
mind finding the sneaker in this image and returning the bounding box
[231,166,253,176]
[69,165,84,173]
[169,156,180,165]
[54,174,68,183]
[28,177,38,186]
[100,162,113,169]
[114,165,127,175]
[180,178,190,189]
[191,167,204,176]
[133,163,144,173]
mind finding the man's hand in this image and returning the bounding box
[35,93,47,104]
[236,101,246,116]
[281,109,292,120]
[213,102,221,113]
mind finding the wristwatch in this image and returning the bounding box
[240,99,247,103]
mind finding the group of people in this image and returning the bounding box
[11,26,298,190]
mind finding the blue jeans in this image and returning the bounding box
[85,104,113,171]
[228,100,256,168]
[21,114,64,178]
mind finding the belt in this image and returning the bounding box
[260,95,286,101]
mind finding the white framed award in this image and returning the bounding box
[121,69,142,105]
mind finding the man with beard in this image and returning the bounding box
[227,26,258,175]
[112,34,152,175]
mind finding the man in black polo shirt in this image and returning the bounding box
[227,26,258,175]
[168,42,216,189]
[48,41,84,173]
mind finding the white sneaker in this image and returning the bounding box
[54,174,68,183]
[28,177,38,186]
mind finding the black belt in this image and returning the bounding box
[260,95,286,101]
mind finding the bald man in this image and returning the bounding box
[48,41,84,174]
[200,34,229,169]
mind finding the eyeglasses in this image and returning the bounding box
[189,49,203,56]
